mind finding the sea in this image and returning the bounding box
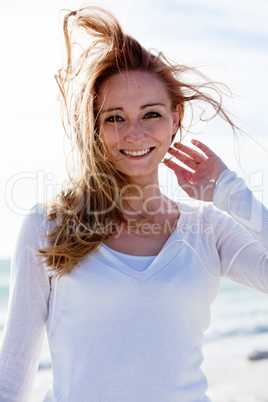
[1,258,268,398]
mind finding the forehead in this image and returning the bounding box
[98,71,171,106]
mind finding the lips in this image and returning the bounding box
[120,147,154,156]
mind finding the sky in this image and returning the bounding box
[0,0,267,258]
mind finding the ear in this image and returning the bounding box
[172,104,182,133]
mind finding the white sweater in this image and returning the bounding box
[0,169,267,401]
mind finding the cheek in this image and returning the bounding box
[100,130,121,159]
[149,120,173,141]
[100,127,117,146]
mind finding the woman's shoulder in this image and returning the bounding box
[22,203,49,230]
[178,200,225,219]
[178,200,231,232]
[15,203,54,249]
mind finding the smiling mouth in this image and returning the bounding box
[120,147,154,156]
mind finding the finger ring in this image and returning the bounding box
[193,163,197,169]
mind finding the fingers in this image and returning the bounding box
[168,142,205,171]
[164,158,193,182]
[165,140,226,201]
[190,139,215,157]
[168,139,217,170]
[164,159,197,196]
[167,148,198,171]
[172,139,215,159]
[173,142,205,163]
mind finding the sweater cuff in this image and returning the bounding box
[213,169,242,212]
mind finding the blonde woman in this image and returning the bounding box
[0,6,267,401]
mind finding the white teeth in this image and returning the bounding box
[122,148,151,156]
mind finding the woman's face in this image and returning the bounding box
[98,70,181,184]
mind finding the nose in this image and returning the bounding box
[125,120,147,143]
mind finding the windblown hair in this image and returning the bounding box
[39,5,236,276]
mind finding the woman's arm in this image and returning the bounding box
[211,169,268,292]
[165,139,268,246]
[165,140,268,293]
[0,204,51,402]
[213,168,267,250]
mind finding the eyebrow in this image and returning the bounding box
[100,107,123,114]
[100,103,167,114]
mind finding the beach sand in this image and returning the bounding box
[30,369,52,402]
[203,335,268,402]
[206,358,268,401]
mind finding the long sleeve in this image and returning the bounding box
[0,204,51,401]
[212,169,268,292]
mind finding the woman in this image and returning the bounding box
[0,6,267,402]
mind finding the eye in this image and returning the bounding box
[105,115,124,123]
[143,111,162,119]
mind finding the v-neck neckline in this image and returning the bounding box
[96,203,191,281]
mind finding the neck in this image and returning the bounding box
[121,180,174,221]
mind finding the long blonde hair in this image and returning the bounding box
[39,5,236,277]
